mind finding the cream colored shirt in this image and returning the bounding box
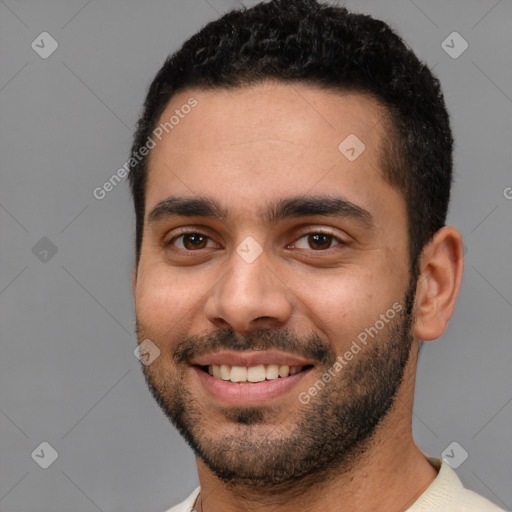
[165,458,505,511]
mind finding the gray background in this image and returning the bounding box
[0,0,511,511]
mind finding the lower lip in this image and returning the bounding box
[193,366,312,405]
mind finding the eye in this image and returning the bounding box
[167,232,218,251]
[288,231,345,251]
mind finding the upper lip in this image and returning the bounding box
[189,350,315,367]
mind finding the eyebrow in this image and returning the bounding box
[147,194,375,229]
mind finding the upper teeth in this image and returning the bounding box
[208,364,303,383]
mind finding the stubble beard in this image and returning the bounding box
[139,285,416,491]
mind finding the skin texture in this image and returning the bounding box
[132,81,464,512]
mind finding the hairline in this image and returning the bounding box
[134,81,414,275]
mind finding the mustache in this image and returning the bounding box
[170,326,335,366]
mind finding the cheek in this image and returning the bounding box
[287,266,401,348]
[134,264,207,338]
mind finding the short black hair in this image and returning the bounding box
[128,0,453,279]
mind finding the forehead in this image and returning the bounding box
[145,81,400,222]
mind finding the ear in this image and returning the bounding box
[131,268,137,297]
[413,226,464,341]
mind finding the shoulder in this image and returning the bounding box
[164,486,201,512]
[408,458,505,511]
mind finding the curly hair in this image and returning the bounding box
[128,0,453,279]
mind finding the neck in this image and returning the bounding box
[194,344,438,512]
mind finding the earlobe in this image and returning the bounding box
[413,226,464,341]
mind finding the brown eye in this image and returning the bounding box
[183,234,207,250]
[289,232,344,251]
[307,233,334,250]
[169,233,215,250]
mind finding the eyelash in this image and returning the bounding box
[165,228,347,252]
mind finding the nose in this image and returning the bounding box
[203,244,293,333]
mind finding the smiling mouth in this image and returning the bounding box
[197,364,314,383]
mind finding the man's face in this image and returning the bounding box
[133,82,415,486]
